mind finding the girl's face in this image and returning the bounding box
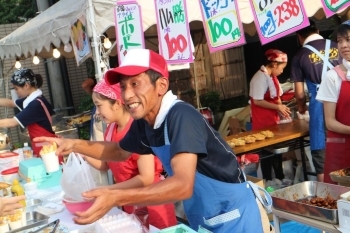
[13,84,29,98]
[337,31,350,61]
[271,62,287,77]
[92,93,118,124]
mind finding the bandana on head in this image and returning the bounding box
[11,68,36,86]
[265,49,288,62]
[93,78,122,101]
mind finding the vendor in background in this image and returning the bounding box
[316,21,350,183]
[0,68,56,156]
[250,49,291,187]
[34,49,272,233]
[0,195,26,216]
[83,79,177,229]
[290,20,340,182]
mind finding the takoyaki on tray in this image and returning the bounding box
[270,181,350,224]
[63,110,91,127]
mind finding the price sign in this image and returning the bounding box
[115,2,145,64]
[155,0,193,64]
[321,0,350,18]
[198,0,245,53]
[250,0,309,45]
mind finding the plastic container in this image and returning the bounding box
[22,143,33,160]
[1,167,20,183]
[62,199,94,215]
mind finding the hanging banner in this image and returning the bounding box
[321,0,350,18]
[154,0,193,64]
[198,0,245,53]
[250,0,309,45]
[70,14,92,66]
[115,1,145,64]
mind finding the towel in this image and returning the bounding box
[260,66,278,98]
[342,58,350,81]
[23,89,43,108]
[153,90,178,129]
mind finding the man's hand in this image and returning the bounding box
[33,137,76,156]
[298,104,308,114]
[0,195,26,216]
[73,188,117,224]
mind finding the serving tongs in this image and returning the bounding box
[29,219,60,233]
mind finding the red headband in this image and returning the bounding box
[265,49,288,62]
[93,78,122,101]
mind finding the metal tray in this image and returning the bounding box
[271,181,350,224]
[7,211,49,233]
[25,199,43,213]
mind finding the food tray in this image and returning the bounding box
[7,211,49,233]
[25,199,42,213]
[271,181,350,224]
[330,167,350,186]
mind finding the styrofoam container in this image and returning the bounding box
[1,167,19,183]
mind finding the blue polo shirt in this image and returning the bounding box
[290,39,341,84]
[15,96,55,133]
[120,102,244,183]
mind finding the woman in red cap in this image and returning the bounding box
[249,49,291,187]
[82,78,177,229]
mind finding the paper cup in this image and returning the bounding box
[8,219,22,230]
[0,222,9,233]
[41,151,59,172]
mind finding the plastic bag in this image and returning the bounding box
[60,153,96,201]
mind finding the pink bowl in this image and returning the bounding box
[62,199,94,215]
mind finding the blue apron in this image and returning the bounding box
[150,102,272,232]
[304,40,334,151]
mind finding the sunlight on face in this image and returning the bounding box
[337,31,350,61]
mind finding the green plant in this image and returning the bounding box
[200,91,222,114]
[78,95,94,112]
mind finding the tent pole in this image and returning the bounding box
[193,61,200,109]
[87,0,102,81]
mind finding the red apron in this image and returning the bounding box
[324,66,350,183]
[27,99,63,163]
[105,121,177,229]
[251,73,281,130]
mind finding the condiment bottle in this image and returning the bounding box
[11,179,26,206]
[22,143,33,160]
[11,179,27,226]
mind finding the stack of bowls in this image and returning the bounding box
[62,194,94,214]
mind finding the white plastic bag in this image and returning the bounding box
[61,153,96,201]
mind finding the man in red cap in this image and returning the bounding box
[34,49,271,233]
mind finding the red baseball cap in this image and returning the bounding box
[105,49,169,85]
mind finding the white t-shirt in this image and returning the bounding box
[316,69,342,103]
[249,70,283,100]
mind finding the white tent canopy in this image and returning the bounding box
[0,0,349,60]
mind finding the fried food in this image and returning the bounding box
[39,142,58,155]
[260,130,274,138]
[331,168,350,177]
[298,195,337,209]
[0,182,10,189]
[8,209,22,222]
[229,138,245,146]
[67,114,91,125]
[251,133,266,140]
[227,140,235,148]
[243,136,256,144]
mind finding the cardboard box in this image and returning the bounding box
[246,175,264,188]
